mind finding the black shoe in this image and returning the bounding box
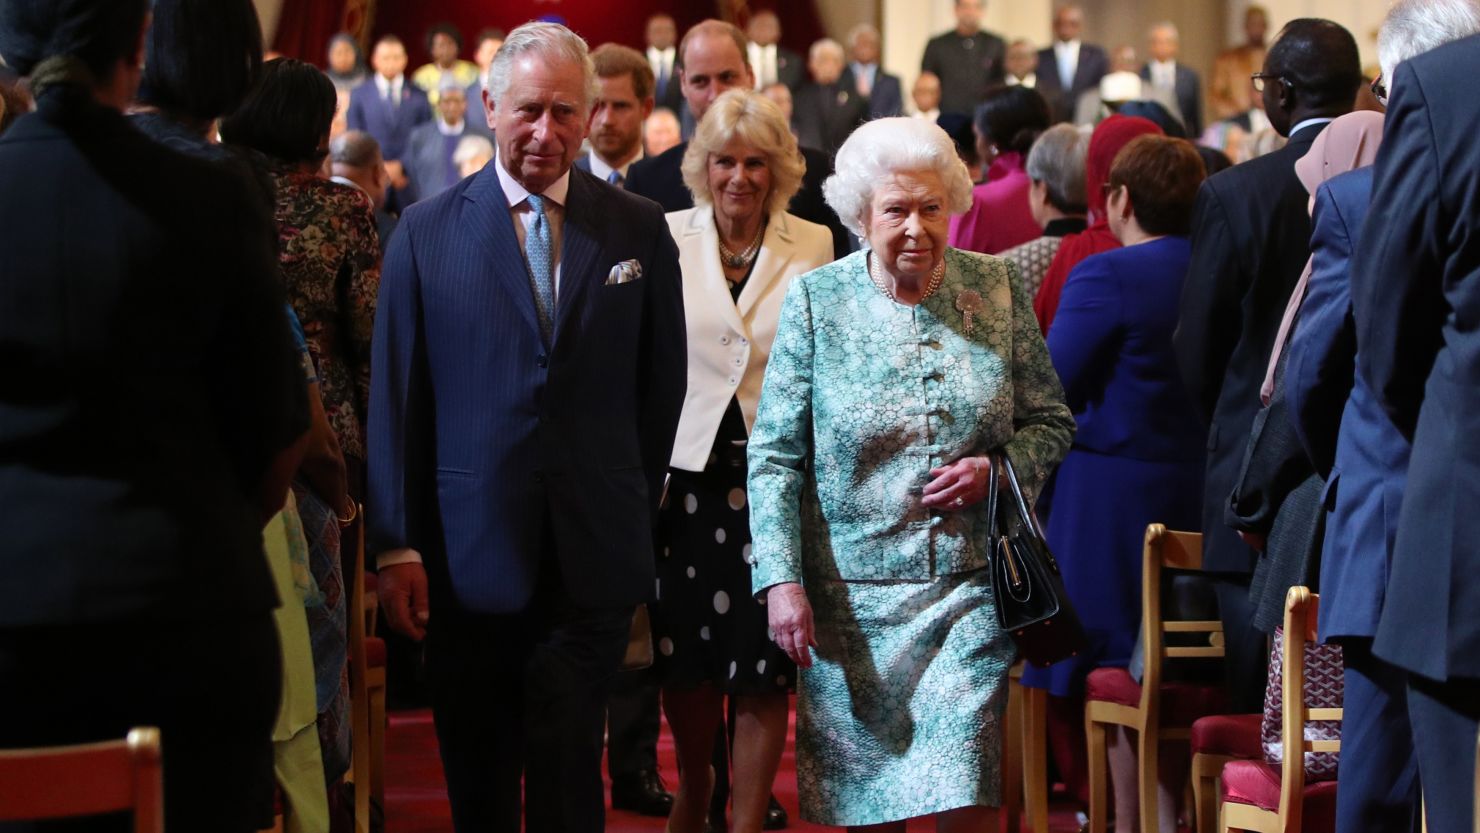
[611,769,674,817]
[763,795,788,830]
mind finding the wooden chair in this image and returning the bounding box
[347,504,387,833]
[0,727,163,832]
[1220,587,1341,833]
[1001,663,1051,833]
[1189,713,1262,833]
[1085,525,1228,833]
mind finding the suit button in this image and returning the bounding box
[728,376,738,386]
[732,357,743,367]
[739,337,748,345]
[720,335,731,345]
[537,355,548,368]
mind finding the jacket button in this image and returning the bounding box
[537,355,548,368]
[720,335,730,345]
[728,376,738,386]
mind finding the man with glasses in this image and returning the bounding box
[1173,18,1362,714]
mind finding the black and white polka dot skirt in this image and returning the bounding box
[650,398,796,695]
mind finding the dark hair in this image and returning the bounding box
[936,111,978,171]
[973,85,1051,156]
[0,0,149,84]
[139,0,263,121]
[1115,100,1186,139]
[1196,145,1233,178]
[1265,18,1363,111]
[426,22,464,53]
[374,34,406,53]
[476,28,507,47]
[220,58,338,166]
[592,43,656,102]
[1107,135,1205,236]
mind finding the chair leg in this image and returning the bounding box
[1138,724,1160,833]
[1023,686,1050,833]
[369,678,386,810]
[1087,714,1109,833]
[1002,677,1023,833]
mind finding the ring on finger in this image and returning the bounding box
[953,496,965,507]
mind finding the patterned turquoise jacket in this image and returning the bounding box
[747,248,1075,591]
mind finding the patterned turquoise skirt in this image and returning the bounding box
[796,567,1016,825]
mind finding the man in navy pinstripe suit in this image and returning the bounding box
[368,21,687,833]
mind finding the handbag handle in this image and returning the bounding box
[984,452,1000,543]
[996,452,1045,541]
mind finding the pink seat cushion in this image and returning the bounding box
[1086,667,1230,727]
[1191,713,1263,759]
[1221,759,1338,832]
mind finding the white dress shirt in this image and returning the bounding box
[849,61,878,96]
[1006,73,1037,89]
[1053,40,1081,87]
[749,43,778,88]
[1290,116,1335,137]
[373,73,404,104]
[647,46,676,87]
[1150,59,1177,90]
[377,152,572,569]
[913,108,940,122]
[587,148,643,184]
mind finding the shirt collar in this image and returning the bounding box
[1007,73,1036,88]
[375,74,404,93]
[1290,116,1335,138]
[494,149,570,210]
[588,148,643,182]
[436,119,466,137]
[1055,40,1081,54]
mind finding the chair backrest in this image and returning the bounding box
[0,727,163,832]
[1278,587,1342,832]
[1139,524,1224,715]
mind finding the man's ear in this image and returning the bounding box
[482,88,497,130]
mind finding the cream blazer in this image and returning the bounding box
[666,207,834,472]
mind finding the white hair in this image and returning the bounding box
[823,117,974,238]
[487,21,597,110]
[1148,21,1179,40]
[1378,0,1480,85]
[452,134,495,168]
[847,23,880,47]
[808,38,845,64]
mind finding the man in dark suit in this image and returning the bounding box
[645,14,684,117]
[843,23,903,119]
[746,10,804,91]
[369,21,686,833]
[1140,22,1203,137]
[403,81,493,204]
[626,20,852,258]
[793,38,868,159]
[1035,4,1110,124]
[1354,31,1480,833]
[347,35,432,208]
[921,0,1006,116]
[1173,18,1361,713]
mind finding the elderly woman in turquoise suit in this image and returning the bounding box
[746,116,1075,828]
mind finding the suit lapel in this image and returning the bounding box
[461,166,544,340]
[736,211,795,320]
[687,210,748,336]
[555,170,603,342]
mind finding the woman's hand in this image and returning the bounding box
[766,582,817,669]
[921,455,995,510]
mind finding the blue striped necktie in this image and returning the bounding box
[524,194,555,343]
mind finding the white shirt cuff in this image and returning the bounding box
[376,548,423,569]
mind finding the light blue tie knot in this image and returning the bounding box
[525,194,555,343]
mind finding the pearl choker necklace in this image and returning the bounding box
[868,253,945,302]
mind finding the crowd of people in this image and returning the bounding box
[3,1,1480,833]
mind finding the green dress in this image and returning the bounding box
[747,247,1074,825]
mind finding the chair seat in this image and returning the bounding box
[1086,667,1229,727]
[1191,713,1263,758]
[1221,759,1338,831]
[365,636,386,669]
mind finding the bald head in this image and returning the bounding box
[1053,5,1085,43]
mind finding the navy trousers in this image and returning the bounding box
[1334,638,1420,833]
[1406,671,1480,833]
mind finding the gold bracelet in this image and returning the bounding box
[336,501,358,527]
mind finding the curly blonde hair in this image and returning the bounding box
[681,89,805,215]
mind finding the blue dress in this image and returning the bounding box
[747,249,1074,823]
[1023,236,1207,695]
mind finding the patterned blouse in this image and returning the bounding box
[998,217,1088,302]
[747,248,1075,591]
[268,165,381,462]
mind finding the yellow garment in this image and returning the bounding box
[265,494,330,833]
[411,60,479,105]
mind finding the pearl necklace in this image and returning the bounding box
[868,253,945,302]
[718,222,766,269]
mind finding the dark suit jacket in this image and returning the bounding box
[841,65,904,119]
[346,80,432,162]
[404,120,493,204]
[368,164,686,614]
[1284,168,1408,644]
[1354,35,1480,681]
[775,47,805,91]
[1036,43,1109,123]
[921,30,1007,116]
[1140,62,1204,137]
[0,91,307,626]
[792,82,868,159]
[1174,121,1326,575]
[625,141,852,259]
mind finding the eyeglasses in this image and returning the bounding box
[1371,73,1388,106]
[1250,72,1290,93]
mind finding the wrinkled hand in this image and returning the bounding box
[921,455,994,510]
[766,582,817,669]
[379,562,430,641]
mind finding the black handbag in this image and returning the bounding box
[985,453,1087,667]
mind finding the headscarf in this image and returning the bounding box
[1033,115,1164,333]
[1259,110,1385,404]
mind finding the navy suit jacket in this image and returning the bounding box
[1354,35,1480,681]
[403,120,493,205]
[346,80,432,162]
[368,163,687,614]
[1284,168,1407,643]
[1036,44,1109,123]
[1174,121,1325,574]
[841,66,904,119]
[1139,63,1203,137]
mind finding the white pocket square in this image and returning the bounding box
[606,259,643,285]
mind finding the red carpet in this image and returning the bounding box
[384,707,1085,832]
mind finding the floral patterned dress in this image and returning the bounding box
[747,248,1074,824]
[269,165,381,474]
